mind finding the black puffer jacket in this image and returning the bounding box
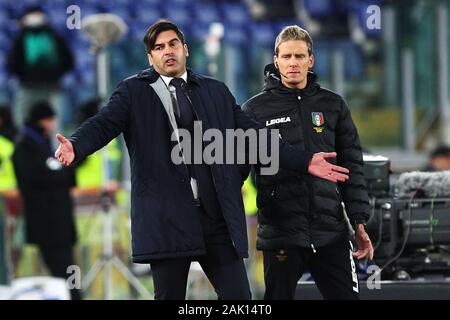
[242,64,369,251]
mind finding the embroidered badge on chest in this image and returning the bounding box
[311,112,324,133]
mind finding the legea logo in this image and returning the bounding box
[266,117,291,127]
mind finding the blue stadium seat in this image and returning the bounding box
[161,6,192,31]
[140,0,163,6]
[135,7,162,24]
[0,31,11,52]
[190,22,210,41]
[129,18,165,41]
[220,3,250,26]
[0,10,10,29]
[74,48,95,70]
[334,0,355,15]
[304,0,333,18]
[6,2,26,20]
[272,20,305,36]
[223,24,247,45]
[334,40,364,79]
[248,22,275,47]
[193,3,221,25]
[311,39,331,78]
[78,67,96,87]
[0,70,8,87]
[61,72,77,89]
[101,7,131,20]
[97,0,132,19]
[47,7,70,32]
[3,23,19,38]
[166,0,192,7]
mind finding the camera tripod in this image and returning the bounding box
[81,185,152,300]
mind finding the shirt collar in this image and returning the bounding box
[160,70,188,87]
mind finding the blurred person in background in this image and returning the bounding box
[73,98,121,193]
[54,19,349,300]
[12,102,80,300]
[424,145,450,171]
[242,25,373,300]
[7,6,74,130]
[0,106,18,142]
[0,106,18,193]
[0,106,20,283]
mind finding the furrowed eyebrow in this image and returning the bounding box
[169,38,181,45]
[154,38,180,48]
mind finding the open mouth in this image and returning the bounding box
[165,58,177,66]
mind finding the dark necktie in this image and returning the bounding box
[170,78,194,127]
[170,79,222,219]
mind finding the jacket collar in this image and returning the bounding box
[136,67,202,86]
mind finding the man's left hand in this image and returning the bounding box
[352,224,374,260]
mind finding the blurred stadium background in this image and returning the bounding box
[1,0,450,299]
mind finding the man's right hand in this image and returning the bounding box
[308,152,350,183]
[55,133,75,166]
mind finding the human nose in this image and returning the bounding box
[291,59,300,67]
[163,46,175,56]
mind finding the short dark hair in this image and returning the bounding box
[431,145,450,158]
[143,19,185,53]
[26,101,55,126]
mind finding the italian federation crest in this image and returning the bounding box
[311,112,324,133]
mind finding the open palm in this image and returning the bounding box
[55,133,75,166]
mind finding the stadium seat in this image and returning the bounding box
[220,3,250,26]
[304,0,333,18]
[190,22,211,41]
[334,40,365,79]
[248,22,275,47]
[135,7,162,24]
[193,3,222,25]
[312,39,332,79]
[223,24,247,45]
[161,6,192,32]
[0,31,10,52]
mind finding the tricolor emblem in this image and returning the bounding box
[311,112,324,126]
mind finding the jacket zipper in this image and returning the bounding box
[296,94,316,253]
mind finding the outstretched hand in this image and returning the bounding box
[308,152,349,183]
[55,133,75,166]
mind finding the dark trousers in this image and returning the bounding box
[263,241,359,300]
[150,256,251,300]
[39,244,82,300]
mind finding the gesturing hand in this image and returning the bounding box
[353,224,374,260]
[55,133,75,166]
[308,152,349,183]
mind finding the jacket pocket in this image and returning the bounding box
[312,179,341,216]
[256,185,276,209]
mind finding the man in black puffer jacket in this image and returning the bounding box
[242,25,373,300]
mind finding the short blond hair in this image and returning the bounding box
[274,25,313,56]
